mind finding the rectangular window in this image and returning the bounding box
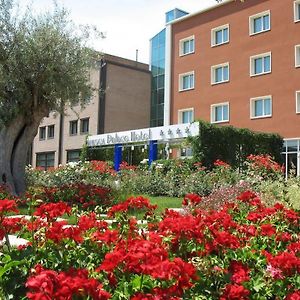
[80,118,89,134]
[249,11,270,35]
[179,109,194,124]
[250,96,272,119]
[39,126,46,140]
[69,120,78,135]
[47,125,54,139]
[296,91,300,113]
[250,52,271,76]
[67,150,81,163]
[180,147,193,158]
[211,24,229,46]
[179,71,194,91]
[179,36,195,56]
[295,45,300,67]
[211,102,229,123]
[36,152,55,170]
[211,63,229,84]
[294,1,300,22]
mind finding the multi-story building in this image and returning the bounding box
[149,8,188,127]
[31,54,151,169]
[161,0,300,175]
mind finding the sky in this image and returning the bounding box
[19,0,217,64]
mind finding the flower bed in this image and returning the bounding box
[0,190,299,299]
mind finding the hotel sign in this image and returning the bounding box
[87,122,199,147]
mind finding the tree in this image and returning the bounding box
[0,0,98,195]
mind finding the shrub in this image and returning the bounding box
[28,183,114,210]
[190,120,283,169]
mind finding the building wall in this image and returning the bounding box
[104,62,151,132]
[32,111,60,167]
[61,67,100,165]
[171,0,300,138]
[32,55,151,168]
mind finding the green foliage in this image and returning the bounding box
[190,121,283,169]
[0,0,96,126]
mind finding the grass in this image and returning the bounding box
[145,195,183,214]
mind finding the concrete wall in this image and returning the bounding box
[104,63,151,132]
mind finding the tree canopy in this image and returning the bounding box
[0,0,99,194]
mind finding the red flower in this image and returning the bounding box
[213,231,240,250]
[119,161,137,171]
[220,283,250,300]
[92,229,119,246]
[34,202,71,221]
[229,261,250,284]
[214,159,230,168]
[260,224,276,236]
[182,194,201,206]
[107,196,157,217]
[237,191,258,203]
[26,266,111,299]
[286,291,300,300]
[0,199,19,215]
[266,252,300,276]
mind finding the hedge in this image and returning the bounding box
[190,121,283,169]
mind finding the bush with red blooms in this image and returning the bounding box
[0,191,300,299]
[26,265,111,300]
[29,183,114,209]
[90,160,116,176]
[246,154,284,179]
[214,159,230,168]
[119,161,138,171]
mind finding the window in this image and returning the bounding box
[69,120,78,135]
[250,52,271,76]
[178,109,194,124]
[67,150,81,163]
[179,36,195,56]
[295,45,300,67]
[211,102,229,123]
[211,63,229,84]
[180,147,193,158]
[47,125,54,139]
[211,24,229,46]
[249,11,270,35]
[179,71,194,91]
[250,96,272,119]
[80,118,89,134]
[296,91,300,113]
[36,152,55,170]
[294,0,300,22]
[39,126,46,140]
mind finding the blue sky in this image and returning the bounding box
[19,0,217,64]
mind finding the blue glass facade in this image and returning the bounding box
[150,29,166,127]
[166,8,188,23]
[150,8,188,127]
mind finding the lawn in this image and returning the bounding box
[145,194,183,213]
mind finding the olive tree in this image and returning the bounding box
[0,0,98,195]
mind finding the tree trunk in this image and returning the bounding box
[0,108,48,196]
[12,111,46,195]
[0,115,26,195]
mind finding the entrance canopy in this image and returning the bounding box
[87,122,200,147]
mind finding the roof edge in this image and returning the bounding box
[166,0,235,26]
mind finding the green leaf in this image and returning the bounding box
[0,260,25,278]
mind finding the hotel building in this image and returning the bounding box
[161,0,300,175]
[31,54,151,169]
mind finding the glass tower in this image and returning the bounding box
[150,9,188,127]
